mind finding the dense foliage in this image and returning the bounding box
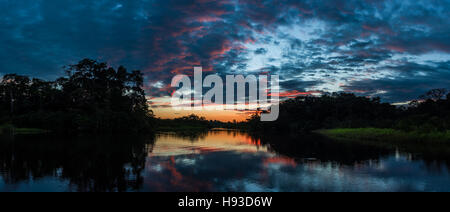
[2,58,448,135]
[248,89,450,134]
[0,59,154,133]
[156,114,245,131]
[157,114,211,131]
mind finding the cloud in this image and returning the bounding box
[1,0,449,103]
[342,61,450,102]
[254,48,268,55]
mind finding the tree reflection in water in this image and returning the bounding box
[255,133,450,168]
[0,134,155,192]
[2,131,450,192]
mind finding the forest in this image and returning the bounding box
[0,59,153,134]
[247,89,450,137]
[1,59,450,138]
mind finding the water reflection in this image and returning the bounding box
[0,134,154,192]
[1,131,450,192]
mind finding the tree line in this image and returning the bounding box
[156,114,245,131]
[0,59,154,133]
[2,58,449,135]
[247,89,450,134]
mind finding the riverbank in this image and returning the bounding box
[0,124,49,135]
[317,128,450,144]
[156,125,211,132]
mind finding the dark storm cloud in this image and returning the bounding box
[1,0,449,101]
[254,48,268,55]
[343,61,450,102]
[280,79,323,92]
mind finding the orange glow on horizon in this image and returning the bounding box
[149,96,255,122]
[153,107,251,122]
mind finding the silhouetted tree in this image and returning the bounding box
[0,59,154,133]
[400,89,450,132]
[420,88,447,101]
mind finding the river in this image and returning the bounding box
[0,130,449,192]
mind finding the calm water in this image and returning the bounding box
[1,130,450,192]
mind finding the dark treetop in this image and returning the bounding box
[0,59,154,134]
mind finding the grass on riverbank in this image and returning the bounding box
[317,128,450,144]
[0,124,49,135]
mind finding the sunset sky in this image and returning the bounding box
[1,0,450,121]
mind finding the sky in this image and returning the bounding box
[1,0,450,121]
